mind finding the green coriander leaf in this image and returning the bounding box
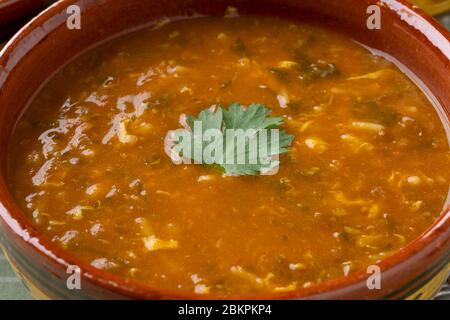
[187,107,223,132]
[171,103,294,176]
[223,103,283,130]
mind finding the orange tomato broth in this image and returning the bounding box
[7,13,450,295]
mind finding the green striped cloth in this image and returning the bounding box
[0,253,31,300]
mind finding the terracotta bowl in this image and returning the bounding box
[0,0,449,300]
[0,0,48,26]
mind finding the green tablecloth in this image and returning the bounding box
[0,254,31,300]
[0,7,449,302]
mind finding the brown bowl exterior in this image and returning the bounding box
[0,0,449,300]
[0,0,48,26]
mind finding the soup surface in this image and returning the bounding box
[8,14,450,295]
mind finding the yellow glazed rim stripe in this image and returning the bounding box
[406,262,450,300]
[409,0,450,15]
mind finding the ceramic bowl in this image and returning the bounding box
[0,0,449,299]
[0,0,48,26]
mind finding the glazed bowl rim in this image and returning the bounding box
[0,0,50,29]
[0,0,449,299]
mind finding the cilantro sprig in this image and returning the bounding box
[172,103,294,176]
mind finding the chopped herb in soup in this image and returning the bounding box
[8,14,450,295]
